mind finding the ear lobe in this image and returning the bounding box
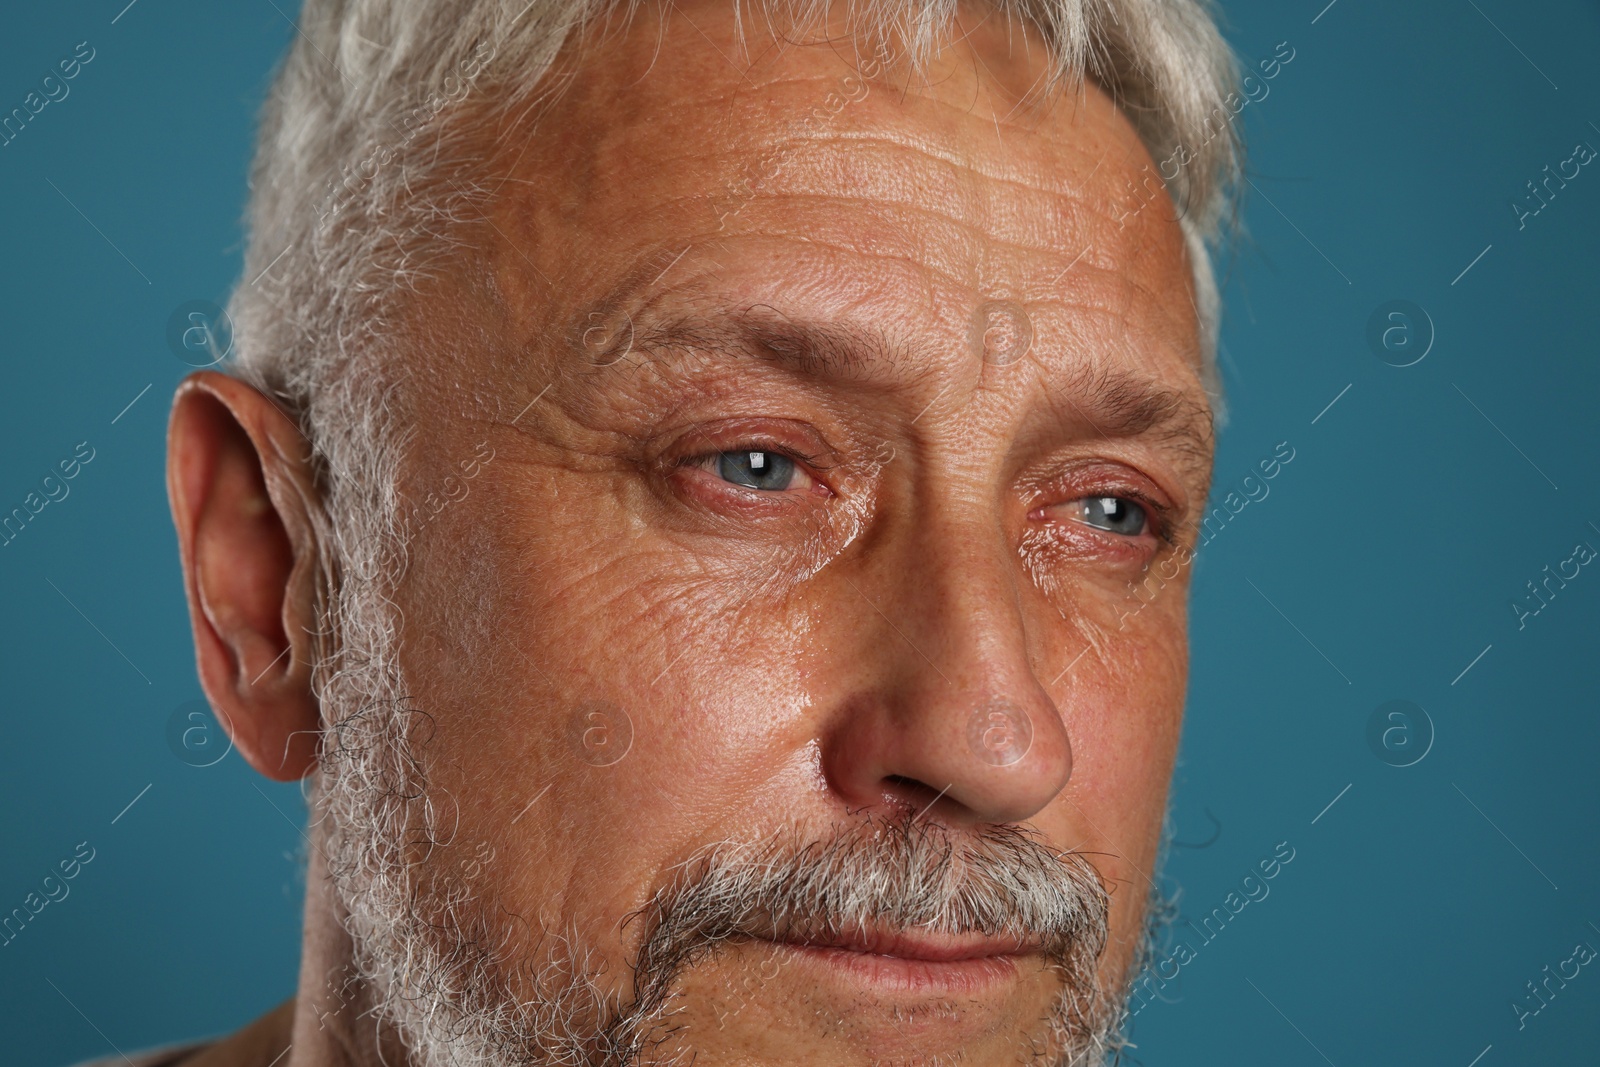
[167,371,323,782]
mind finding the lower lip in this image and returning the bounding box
[765,940,1024,996]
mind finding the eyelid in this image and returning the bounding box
[657,414,832,463]
[1029,456,1175,529]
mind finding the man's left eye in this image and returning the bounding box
[715,449,802,491]
[1071,496,1149,536]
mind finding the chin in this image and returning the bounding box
[642,933,1128,1067]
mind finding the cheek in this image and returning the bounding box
[1015,530,1190,831]
[1080,596,1188,785]
[1061,621,1185,820]
[1044,595,1187,939]
[396,464,821,960]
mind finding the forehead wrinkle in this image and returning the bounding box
[629,304,928,388]
[716,193,1125,296]
[669,227,1187,362]
[691,133,1177,276]
[1036,248,1191,369]
[568,233,945,338]
[556,47,1056,190]
[717,111,1114,203]
[571,68,1132,211]
[734,152,1099,254]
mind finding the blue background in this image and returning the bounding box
[1,1,1596,1065]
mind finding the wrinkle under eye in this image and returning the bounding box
[717,450,798,491]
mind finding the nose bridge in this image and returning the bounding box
[905,497,1031,686]
[895,497,1065,752]
[819,466,1074,827]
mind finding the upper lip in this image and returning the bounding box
[769,926,1038,962]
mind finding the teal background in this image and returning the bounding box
[1,1,1596,1064]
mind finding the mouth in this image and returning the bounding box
[758,926,1038,996]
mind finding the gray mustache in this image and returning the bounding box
[628,813,1110,1011]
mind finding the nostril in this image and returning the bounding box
[880,774,952,814]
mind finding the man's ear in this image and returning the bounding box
[167,371,324,781]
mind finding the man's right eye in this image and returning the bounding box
[696,449,815,493]
[1070,495,1149,537]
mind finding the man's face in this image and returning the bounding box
[370,2,1213,1063]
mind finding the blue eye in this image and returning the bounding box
[1077,496,1147,536]
[716,450,798,491]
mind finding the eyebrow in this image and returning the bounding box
[611,304,1213,465]
[1049,363,1216,468]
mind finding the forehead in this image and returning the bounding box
[481,0,1205,397]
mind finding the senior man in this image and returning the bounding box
[119,0,1238,1063]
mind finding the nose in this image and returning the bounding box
[818,505,1074,828]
